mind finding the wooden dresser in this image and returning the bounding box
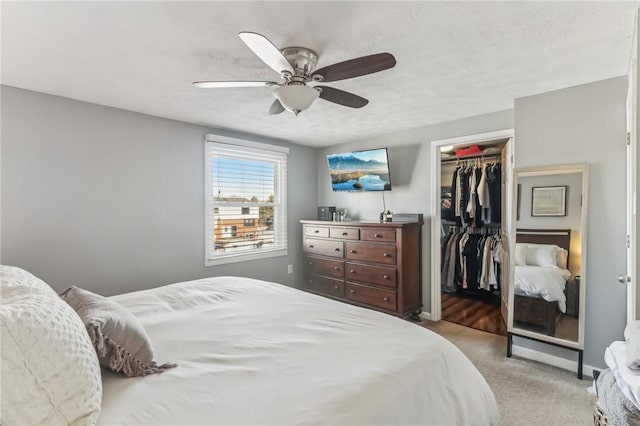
[300,219,423,319]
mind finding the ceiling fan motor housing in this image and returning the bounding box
[280,47,321,81]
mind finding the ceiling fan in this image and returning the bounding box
[193,32,396,116]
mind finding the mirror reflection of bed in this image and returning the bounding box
[508,164,587,378]
[514,228,579,342]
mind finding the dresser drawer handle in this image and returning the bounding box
[334,285,339,290]
[342,232,348,236]
[350,249,356,253]
[333,266,340,270]
[383,297,390,302]
[383,253,390,257]
[383,274,389,279]
[349,289,355,294]
[350,270,356,273]
[314,230,320,233]
[334,248,341,252]
[309,245,314,249]
[374,233,381,238]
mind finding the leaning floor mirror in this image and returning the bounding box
[507,163,588,377]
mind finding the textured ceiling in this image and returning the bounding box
[2,1,638,147]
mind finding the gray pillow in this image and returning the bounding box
[60,286,176,377]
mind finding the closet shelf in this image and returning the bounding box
[441,153,501,163]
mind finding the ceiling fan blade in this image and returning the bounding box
[268,99,285,115]
[238,32,294,75]
[313,53,396,83]
[193,81,277,88]
[317,86,369,108]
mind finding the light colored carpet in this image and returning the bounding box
[421,320,594,426]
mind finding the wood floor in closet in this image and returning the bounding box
[442,293,506,336]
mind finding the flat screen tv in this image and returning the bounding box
[327,148,392,192]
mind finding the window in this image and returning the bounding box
[205,134,288,265]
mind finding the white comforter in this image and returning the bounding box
[514,266,571,313]
[605,341,640,410]
[100,276,499,425]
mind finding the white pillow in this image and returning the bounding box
[556,248,568,270]
[526,244,560,267]
[515,243,528,266]
[1,265,102,426]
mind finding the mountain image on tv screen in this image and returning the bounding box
[327,148,392,191]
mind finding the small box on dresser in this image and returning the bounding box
[301,219,423,319]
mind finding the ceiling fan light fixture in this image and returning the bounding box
[273,84,319,115]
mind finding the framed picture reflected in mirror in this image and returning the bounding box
[531,185,567,217]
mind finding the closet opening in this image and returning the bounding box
[429,130,515,337]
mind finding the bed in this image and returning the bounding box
[513,228,572,336]
[1,266,499,425]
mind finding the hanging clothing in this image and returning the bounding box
[486,162,502,223]
[478,164,491,224]
[440,229,502,294]
[462,233,482,289]
[441,231,458,292]
[450,161,502,228]
[457,167,470,227]
[465,168,478,221]
[450,168,459,222]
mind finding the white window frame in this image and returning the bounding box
[204,133,288,266]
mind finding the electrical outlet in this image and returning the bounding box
[287,264,293,274]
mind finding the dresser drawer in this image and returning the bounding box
[330,227,360,240]
[305,225,329,238]
[345,262,396,288]
[345,242,396,265]
[306,256,344,279]
[304,238,344,258]
[306,276,344,298]
[361,228,396,243]
[345,283,396,311]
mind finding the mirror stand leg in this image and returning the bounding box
[577,350,583,380]
[507,332,513,357]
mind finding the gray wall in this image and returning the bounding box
[514,76,628,368]
[2,76,628,370]
[316,109,515,310]
[1,86,317,296]
[517,172,583,276]
[317,76,627,369]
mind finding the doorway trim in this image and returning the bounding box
[429,129,515,321]
[627,9,639,324]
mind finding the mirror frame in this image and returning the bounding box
[507,163,589,350]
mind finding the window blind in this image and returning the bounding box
[205,137,288,265]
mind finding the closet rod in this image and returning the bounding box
[441,153,501,164]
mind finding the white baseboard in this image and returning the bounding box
[512,344,598,378]
[419,311,432,321]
